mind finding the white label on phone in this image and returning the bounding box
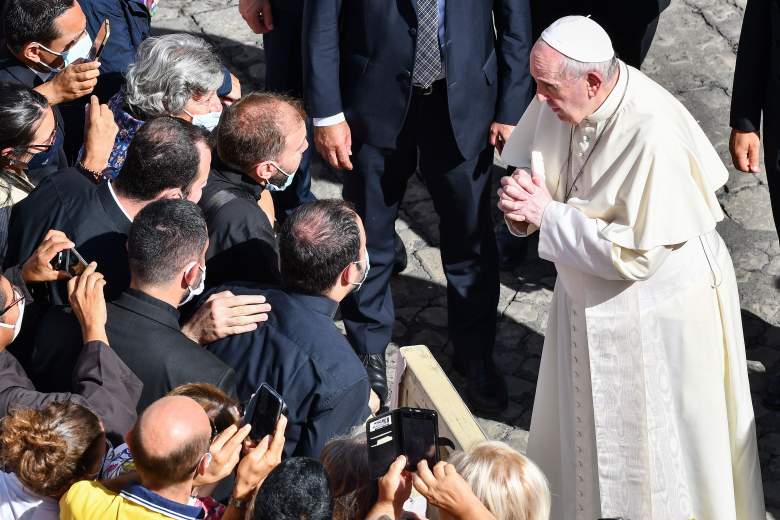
[370,415,392,432]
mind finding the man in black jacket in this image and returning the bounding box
[730,0,780,228]
[1,0,101,175]
[730,0,780,409]
[207,200,378,458]
[107,199,236,411]
[237,0,316,220]
[4,116,210,306]
[303,0,534,412]
[201,92,308,288]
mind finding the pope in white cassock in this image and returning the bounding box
[498,16,765,520]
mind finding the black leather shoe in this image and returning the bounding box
[463,359,508,415]
[360,353,389,406]
[393,232,408,275]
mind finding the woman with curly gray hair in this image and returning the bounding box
[92,33,239,180]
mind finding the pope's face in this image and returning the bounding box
[530,42,592,125]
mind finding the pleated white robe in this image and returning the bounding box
[502,61,765,519]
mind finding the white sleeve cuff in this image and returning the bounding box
[312,112,346,127]
[538,201,623,280]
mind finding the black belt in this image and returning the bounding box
[412,78,444,96]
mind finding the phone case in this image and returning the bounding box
[367,410,400,480]
[241,382,286,442]
[366,408,440,480]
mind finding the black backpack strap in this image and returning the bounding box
[199,189,242,220]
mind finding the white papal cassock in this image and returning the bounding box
[502,61,765,519]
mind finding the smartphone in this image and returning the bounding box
[51,248,89,277]
[88,19,111,61]
[366,407,440,479]
[241,383,286,442]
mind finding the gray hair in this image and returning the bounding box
[561,54,619,82]
[124,34,224,118]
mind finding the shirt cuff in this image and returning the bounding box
[313,112,346,127]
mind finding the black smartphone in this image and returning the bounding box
[88,19,111,61]
[51,248,89,277]
[366,407,440,479]
[241,383,286,442]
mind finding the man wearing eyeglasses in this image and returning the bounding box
[0,0,101,180]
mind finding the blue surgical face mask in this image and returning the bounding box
[265,161,296,192]
[183,109,222,132]
[350,249,370,291]
[36,32,93,73]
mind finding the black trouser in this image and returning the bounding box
[764,128,780,231]
[340,81,499,361]
[262,8,316,217]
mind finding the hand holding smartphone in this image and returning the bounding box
[51,247,89,277]
[88,19,111,61]
[241,383,287,442]
[366,407,440,480]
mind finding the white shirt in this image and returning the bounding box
[107,181,133,222]
[0,472,59,520]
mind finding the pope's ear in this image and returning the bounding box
[0,147,14,159]
[586,71,604,96]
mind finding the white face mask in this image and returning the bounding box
[183,109,222,132]
[179,262,206,307]
[0,289,25,343]
[350,249,370,291]
[37,32,93,73]
[265,161,296,192]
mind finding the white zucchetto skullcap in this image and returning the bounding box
[540,16,615,63]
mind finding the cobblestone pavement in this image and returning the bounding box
[153,0,780,513]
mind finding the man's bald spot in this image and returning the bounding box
[135,396,211,460]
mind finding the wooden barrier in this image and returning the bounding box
[391,345,486,453]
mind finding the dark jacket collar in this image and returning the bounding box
[288,291,340,319]
[120,481,205,520]
[0,47,44,87]
[97,182,133,234]
[211,156,264,200]
[113,288,181,330]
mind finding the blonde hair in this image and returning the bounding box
[449,441,550,520]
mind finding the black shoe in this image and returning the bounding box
[393,232,408,275]
[360,353,389,406]
[463,359,508,415]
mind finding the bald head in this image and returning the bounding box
[129,396,211,486]
[216,91,307,173]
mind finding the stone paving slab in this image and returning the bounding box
[151,2,780,513]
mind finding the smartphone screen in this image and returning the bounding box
[68,248,88,276]
[400,409,438,471]
[243,383,284,442]
[88,19,111,61]
[52,248,89,277]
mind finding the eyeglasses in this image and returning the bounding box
[26,120,59,154]
[0,286,25,318]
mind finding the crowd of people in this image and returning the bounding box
[0,0,776,518]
